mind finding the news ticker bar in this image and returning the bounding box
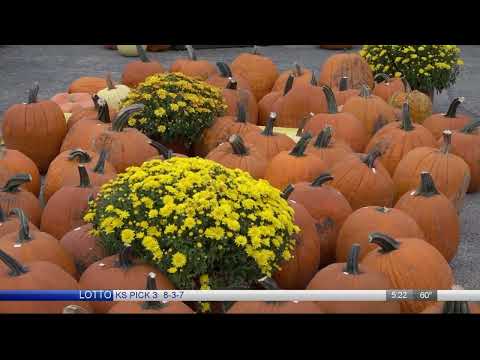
[0,290,479,302]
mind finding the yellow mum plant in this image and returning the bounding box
[120,72,227,148]
[360,45,464,95]
[84,157,298,291]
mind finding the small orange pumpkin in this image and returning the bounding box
[372,73,406,102]
[68,77,107,95]
[121,45,166,87]
[170,45,216,81]
[332,76,359,106]
[305,126,353,168]
[272,63,313,92]
[222,78,258,124]
[423,97,472,139]
[319,52,374,90]
[205,62,252,92]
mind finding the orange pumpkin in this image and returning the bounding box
[257,74,295,125]
[51,92,95,113]
[0,206,38,238]
[319,52,374,90]
[222,78,258,124]
[423,97,472,139]
[170,45,216,81]
[0,146,41,196]
[121,45,166,88]
[305,126,353,168]
[68,77,107,95]
[205,62,252,92]
[372,73,406,102]
[272,63,313,92]
[66,95,116,132]
[393,130,471,210]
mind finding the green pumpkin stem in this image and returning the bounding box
[310,71,318,86]
[236,101,247,123]
[399,103,414,131]
[229,135,249,156]
[343,244,361,275]
[136,45,150,63]
[375,207,392,214]
[141,272,167,310]
[322,86,338,114]
[117,246,134,269]
[257,276,280,290]
[149,140,174,159]
[400,77,412,92]
[374,73,391,84]
[216,62,232,78]
[284,74,295,96]
[106,73,115,90]
[362,149,382,168]
[460,120,480,134]
[77,166,91,188]
[262,113,277,136]
[68,149,92,163]
[369,232,400,253]
[339,76,349,91]
[9,208,32,244]
[297,113,314,137]
[311,173,334,187]
[313,126,333,148]
[226,78,238,90]
[289,132,312,157]
[443,301,471,314]
[0,249,28,277]
[27,82,40,104]
[92,149,108,174]
[0,208,5,223]
[281,184,295,200]
[97,99,111,123]
[1,174,32,193]
[359,85,371,98]
[111,104,145,132]
[185,45,197,61]
[294,63,302,76]
[440,130,452,154]
[415,172,440,197]
[445,97,464,118]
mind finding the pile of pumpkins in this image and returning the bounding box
[0,45,478,314]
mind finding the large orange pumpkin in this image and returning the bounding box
[230,46,279,101]
[423,97,472,139]
[343,85,397,138]
[222,78,258,124]
[2,83,67,174]
[319,52,374,90]
[121,45,166,87]
[257,74,295,125]
[287,173,353,267]
[170,45,216,81]
[205,62,252,92]
[303,85,367,152]
[68,77,107,95]
[395,172,460,262]
[0,146,41,196]
[272,63,313,92]
[372,73,406,102]
[392,130,471,210]
[307,244,400,313]
[305,126,353,168]
[362,232,454,313]
[365,102,437,176]
[336,206,424,262]
[329,150,395,210]
[264,133,329,190]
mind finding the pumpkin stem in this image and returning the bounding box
[97,99,111,124]
[443,301,471,314]
[311,173,334,187]
[313,126,333,148]
[105,73,116,90]
[375,207,392,214]
[235,101,247,123]
[445,97,464,118]
[216,62,232,78]
[149,140,174,159]
[229,135,249,156]
[359,85,371,98]
[399,103,414,131]
[297,113,314,137]
[400,77,412,92]
[310,71,318,86]
[111,104,145,132]
[92,94,100,110]
[289,132,312,157]
[136,45,150,63]
[281,184,295,200]
[440,130,452,154]
[0,208,5,223]
[9,208,32,244]
[1,174,32,193]
[257,276,280,290]
[92,149,109,174]
[185,45,197,61]
[27,82,40,104]
[283,74,295,96]
[141,272,167,310]
[252,45,260,55]
[68,149,92,163]
[0,249,28,277]
[294,63,302,76]
[374,73,391,84]
[262,113,277,136]
[343,244,361,275]
[415,172,440,197]
[77,165,91,188]
[362,149,382,168]
[339,76,349,91]
[116,246,134,269]
[368,232,400,254]
[321,86,338,114]
[460,119,480,134]
[226,77,238,90]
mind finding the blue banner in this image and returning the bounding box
[0,290,114,301]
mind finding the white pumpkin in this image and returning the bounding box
[97,73,131,111]
[117,45,147,57]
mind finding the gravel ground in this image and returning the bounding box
[0,45,479,288]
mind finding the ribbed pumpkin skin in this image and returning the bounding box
[68,77,107,95]
[373,78,405,102]
[170,59,216,81]
[272,67,313,92]
[258,91,282,125]
[121,61,165,88]
[0,149,41,196]
[389,90,432,124]
[0,189,42,227]
[242,130,295,161]
[222,88,258,124]
[319,53,374,90]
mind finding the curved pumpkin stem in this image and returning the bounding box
[415,172,440,197]
[185,45,197,61]
[9,208,32,244]
[216,62,233,78]
[27,82,40,104]
[281,184,295,200]
[339,76,349,91]
[443,301,471,314]
[289,132,312,157]
[77,166,91,188]
[105,73,116,90]
[293,63,302,77]
[440,130,452,154]
[374,73,391,84]
[359,85,371,98]
[257,276,280,290]
[362,149,382,169]
[111,104,145,132]
[262,113,277,136]
[322,86,338,114]
[0,249,28,277]
[141,272,167,310]
[311,173,334,187]
[68,149,92,163]
[136,45,150,63]
[226,77,237,90]
[313,126,333,148]
[92,149,109,174]
[343,244,361,275]
[460,119,480,134]
[229,135,249,156]
[1,174,32,193]
[445,97,464,118]
[149,140,174,159]
[92,94,100,110]
[399,103,414,131]
[284,74,295,96]
[97,99,111,124]
[368,232,400,254]
[116,246,134,269]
